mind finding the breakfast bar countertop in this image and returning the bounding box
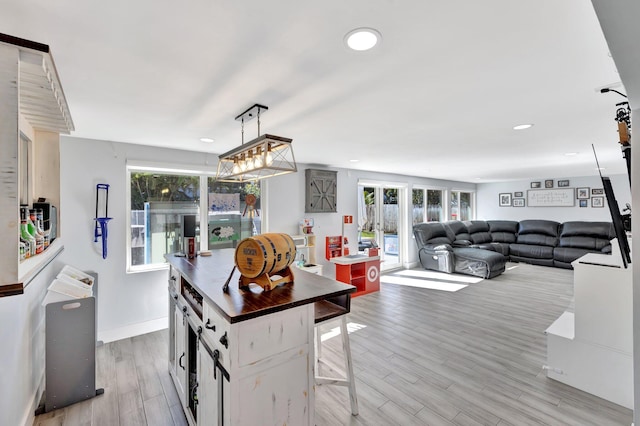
[166,248,355,323]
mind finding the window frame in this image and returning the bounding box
[449,189,476,221]
[412,185,447,224]
[126,161,213,273]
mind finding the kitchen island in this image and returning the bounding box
[165,249,355,426]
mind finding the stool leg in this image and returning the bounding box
[340,317,358,416]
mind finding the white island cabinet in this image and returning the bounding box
[166,249,355,425]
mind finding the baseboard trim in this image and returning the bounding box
[22,373,44,426]
[98,317,168,343]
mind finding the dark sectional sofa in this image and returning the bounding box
[413,219,615,279]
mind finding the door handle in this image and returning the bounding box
[179,352,185,370]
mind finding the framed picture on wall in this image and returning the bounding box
[577,187,590,199]
[530,181,541,188]
[558,180,570,187]
[499,193,512,207]
[514,191,523,197]
[591,197,604,208]
[592,188,604,195]
[579,199,588,208]
[545,179,554,188]
[513,198,525,207]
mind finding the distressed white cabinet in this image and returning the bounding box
[0,34,73,297]
[166,249,354,426]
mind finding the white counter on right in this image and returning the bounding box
[545,239,632,409]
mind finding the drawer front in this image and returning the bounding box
[202,302,231,371]
[237,305,309,367]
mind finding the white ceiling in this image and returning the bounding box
[1,0,631,182]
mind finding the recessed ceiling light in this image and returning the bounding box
[200,137,214,143]
[513,124,533,130]
[345,28,381,51]
[564,152,578,156]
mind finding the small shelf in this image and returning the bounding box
[18,238,64,288]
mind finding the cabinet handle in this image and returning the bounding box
[205,319,216,332]
[179,352,185,370]
[219,331,228,349]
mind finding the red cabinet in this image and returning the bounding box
[331,256,380,297]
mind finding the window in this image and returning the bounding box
[128,170,200,270]
[206,178,261,250]
[412,188,443,224]
[450,190,474,221]
[126,164,263,272]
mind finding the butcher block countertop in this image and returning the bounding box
[166,249,355,323]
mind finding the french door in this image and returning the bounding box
[358,182,406,271]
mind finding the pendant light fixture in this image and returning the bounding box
[215,104,297,182]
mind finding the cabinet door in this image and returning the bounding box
[174,305,187,403]
[198,344,219,425]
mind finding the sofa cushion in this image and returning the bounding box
[558,221,614,251]
[553,247,595,264]
[413,222,454,246]
[516,220,559,247]
[509,243,555,259]
[445,220,471,243]
[487,220,518,243]
[466,220,492,244]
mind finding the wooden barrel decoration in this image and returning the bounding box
[235,233,296,291]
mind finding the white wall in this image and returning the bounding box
[0,260,62,426]
[59,137,221,342]
[477,174,631,222]
[265,166,476,274]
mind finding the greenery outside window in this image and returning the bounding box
[128,170,200,271]
[126,164,263,272]
[450,190,474,221]
[412,188,444,224]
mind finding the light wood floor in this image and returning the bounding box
[34,263,633,426]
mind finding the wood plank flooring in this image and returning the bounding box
[33,262,632,426]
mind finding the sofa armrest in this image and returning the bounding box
[452,240,472,247]
[421,244,453,253]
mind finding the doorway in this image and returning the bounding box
[358,182,406,271]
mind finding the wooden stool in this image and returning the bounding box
[314,300,359,416]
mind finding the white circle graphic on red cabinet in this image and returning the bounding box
[367,265,379,282]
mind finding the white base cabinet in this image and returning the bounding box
[546,239,633,409]
[166,250,354,426]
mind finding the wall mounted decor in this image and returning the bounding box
[579,199,588,207]
[591,197,604,208]
[305,169,337,212]
[558,180,570,187]
[499,193,512,207]
[514,191,523,197]
[577,187,590,199]
[513,198,525,207]
[592,188,604,195]
[545,179,554,188]
[531,181,541,188]
[527,188,575,207]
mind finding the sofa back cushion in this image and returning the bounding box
[444,220,471,242]
[517,220,560,247]
[488,220,518,243]
[558,221,614,251]
[466,220,492,244]
[413,222,454,247]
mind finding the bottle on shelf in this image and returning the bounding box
[18,240,26,261]
[28,208,44,254]
[20,207,35,258]
[36,209,49,248]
